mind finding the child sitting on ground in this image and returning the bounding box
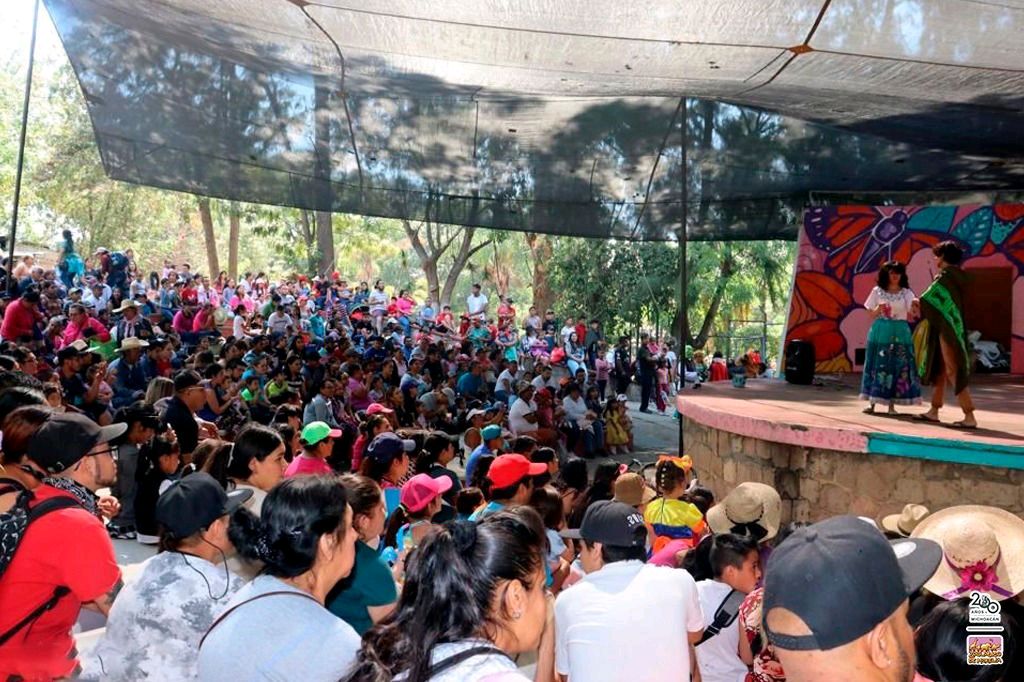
[133,434,182,545]
[644,455,706,555]
[529,486,574,594]
[604,395,633,454]
[695,534,762,682]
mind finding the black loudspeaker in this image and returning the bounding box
[785,339,815,385]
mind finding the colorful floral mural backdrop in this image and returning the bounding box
[785,205,1024,375]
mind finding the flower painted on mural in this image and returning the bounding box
[787,271,855,372]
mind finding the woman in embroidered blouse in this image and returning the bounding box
[860,260,922,414]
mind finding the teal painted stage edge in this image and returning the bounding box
[868,433,1024,470]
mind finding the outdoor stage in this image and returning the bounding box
[677,375,1024,522]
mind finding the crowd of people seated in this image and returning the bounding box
[0,246,1020,682]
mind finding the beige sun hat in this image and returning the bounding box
[911,505,1024,602]
[881,504,931,538]
[116,337,150,353]
[706,482,782,541]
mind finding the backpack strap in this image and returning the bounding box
[426,645,513,678]
[697,589,746,645]
[0,495,81,646]
[199,590,319,649]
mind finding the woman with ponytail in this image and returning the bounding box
[345,508,550,682]
[198,476,360,681]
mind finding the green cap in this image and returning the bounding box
[482,424,503,441]
[301,421,342,446]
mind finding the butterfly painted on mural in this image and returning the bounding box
[806,205,1024,282]
[805,206,946,282]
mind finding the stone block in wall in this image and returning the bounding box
[771,445,790,469]
[965,480,1021,510]
[722,458,737,485]
[834,455,860,491]
[893,477,926,505]
[850,495,881,519]
[819,483,853,516]
[790,448,809,471]
[775,469,799,501]
[805,452,834,482]
[791,499,812,522]
[801,477,820,504]
[854,462,889,499]
[925,480,963,510]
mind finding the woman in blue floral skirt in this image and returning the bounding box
[860,261,922,414]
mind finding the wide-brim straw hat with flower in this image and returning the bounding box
[911,505,1024,602]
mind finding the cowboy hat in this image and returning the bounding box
[706,481,782,541]
[114,299,138,313]
[117,337,150,353]
[881,504,931,538]
[911,505,1024,602]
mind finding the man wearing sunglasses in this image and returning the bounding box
[0,412,127,680]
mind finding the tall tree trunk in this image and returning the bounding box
[525,233,554,313]
[197,197,220,277]
[312,76,335,276]
[227,201,240,280]
[315,211,335,277]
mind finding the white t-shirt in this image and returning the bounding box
[467,292,488,317]
[695,580,748,682]
[509,397,538,435]
[266,311,293,334]
[531,374,558,391]
[562,395,588,423]
[496,369,517,395]
[232,315,248,339]
[555,561,705,682]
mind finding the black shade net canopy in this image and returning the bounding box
[44,0,1024,241]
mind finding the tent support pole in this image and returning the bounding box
[7,0,40,295]
[677,98,688,455]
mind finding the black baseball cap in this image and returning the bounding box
[764,515,941,651]
[561,500,647,548]
[156,472,252,538]
[365,432,417,465]
[27,412,128,474]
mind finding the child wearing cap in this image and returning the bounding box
[465,423,504,485]
[469,454,547,522]
[385,473,452,552]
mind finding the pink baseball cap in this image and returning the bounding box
[366,402,394,415]
[400,473,453,513]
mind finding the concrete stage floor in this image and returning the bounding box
[677,374,1024,454]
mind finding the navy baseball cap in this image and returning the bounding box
[764,515,941,651]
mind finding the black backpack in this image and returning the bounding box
[0,479,81,645]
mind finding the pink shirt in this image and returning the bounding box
[284,454,332,478]
[594,357,611,381]
[229,295,255,314]
[60,316,110,348]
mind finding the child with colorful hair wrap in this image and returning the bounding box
[644,455,706,554]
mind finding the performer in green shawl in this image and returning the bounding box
[913,241,976,429]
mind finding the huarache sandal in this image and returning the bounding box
[913,413,941,423]
[950,421,979,430]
